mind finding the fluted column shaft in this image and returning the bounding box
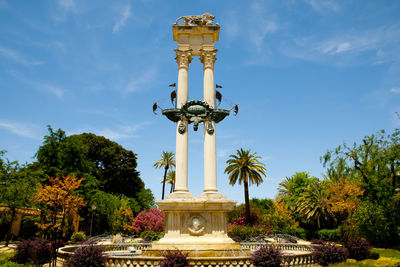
[200,49,218,193]
[174,49,192,193]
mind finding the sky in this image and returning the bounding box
[1,0,400,204]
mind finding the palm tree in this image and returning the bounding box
[224,148,266,224]
[166,170,175,193]
[295,180,332,229]
[154,151,175,200]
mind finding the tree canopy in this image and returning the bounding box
[36,126,144,199]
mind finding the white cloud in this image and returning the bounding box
[0,46,44,66]
[123,67,157,93]
[58,0,76,12]
[38,83,65,99]
[71,122,152,141]
[112,3,132,34]
[282,26,400,66]
[390,87,400,94]
[0,120,41,140]
[8,70,65,99]
[303,0,340,13]
[248,2,279,52]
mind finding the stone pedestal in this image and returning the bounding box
[143,195,240,257]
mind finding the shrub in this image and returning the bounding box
[227,225,257,241]
[160,250,190,267]
[67,244,106,267]
[310,239,326,245]
[314,242,348,266]
[345,237,371,261]
[228,203,263,225]
[30,238,52,266]
[352,201,391,245]
[140,230,161,242]
[12,239,33,264]
[11,238,52,265]
[71,231,87,243]
[294,227,307,240]
[317,228,341,242]
[132,208,164,233]
[251,246,282,267]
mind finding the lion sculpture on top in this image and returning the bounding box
[175,13,215,26]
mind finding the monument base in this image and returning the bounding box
[149,193,242,257]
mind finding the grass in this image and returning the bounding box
[331,248,400,267]
[0,252,29,267]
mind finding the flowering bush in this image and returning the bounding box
[132,208,164,234]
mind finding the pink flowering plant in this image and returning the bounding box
[132,208,165,234]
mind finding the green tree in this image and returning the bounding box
[295,180,332,229]
[277,171,318,210]
[322,129,400,202]
[153,152,175,200]
[68,133,143,198]
[224,148,266,224]
[0,152,42,246]
[36,127,153,234]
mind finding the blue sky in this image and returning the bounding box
[1,0,400,204]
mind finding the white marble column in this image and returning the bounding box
[174,49,192,193]
[200,49,218,193]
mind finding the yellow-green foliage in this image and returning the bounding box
[0,252,30,267]
[331,248,400,267]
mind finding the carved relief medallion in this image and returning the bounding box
[188,215,205,235]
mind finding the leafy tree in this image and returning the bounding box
[153,152,175,200]
[36,127,146,199]
[36,126,91,179]
[249,198,274,214]
[322,129,400,202]
[34,175,86,239]
[69,133,143,198]
[224,148,266,224]
[265,201,300,236]
[326,177,364,223]
[0,152,42,246]
[35,127,153,234]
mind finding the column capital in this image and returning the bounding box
[175,49,192,70]
[199,49,217,70]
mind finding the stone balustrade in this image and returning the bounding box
[240,242,316,252]
[58,242,317,266]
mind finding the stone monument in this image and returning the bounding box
[146,14,240,257]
